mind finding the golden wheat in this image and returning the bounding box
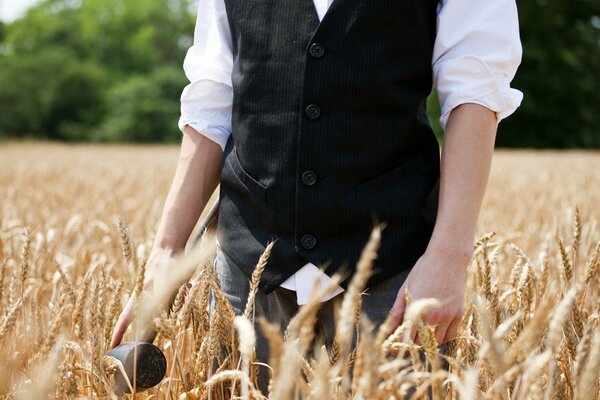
[0,142,599,399]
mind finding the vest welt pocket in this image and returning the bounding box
[227,149,269,203]
[354,150,431,203]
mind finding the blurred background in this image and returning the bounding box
[0,0,598,147]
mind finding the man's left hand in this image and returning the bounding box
[387,245,470,344]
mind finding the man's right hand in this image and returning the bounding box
[109,247,177,349]
[109,126,223,349]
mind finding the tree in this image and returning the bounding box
[0,48,107,139]
[0,0,195,141]
[0,0,599,147]
[97,67,187,142]
[497,0,600,147]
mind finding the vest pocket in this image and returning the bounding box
[354,150,431,202]
[227,149,269,203]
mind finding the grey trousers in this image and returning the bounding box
[210,245,448,396]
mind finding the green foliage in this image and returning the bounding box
[0,48,107,140]
[426,90,443,145]
[496,0,600,147]
[47,57,109,141]
[0,0,598,146]
[97,67,187,142]
[5,0,194,68]
[0,0,194,142]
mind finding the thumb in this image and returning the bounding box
[387,284,407,335]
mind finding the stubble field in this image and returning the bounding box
[0,142,599,399]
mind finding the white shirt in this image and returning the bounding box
[180,0,523,305]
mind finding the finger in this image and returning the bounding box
[435,321,450,345]
[409,324,419,345]
[110,319,127,349]
[110,304,133,349]
[387,287,407,335]
[110,312,132,349]
[443,317,461,344]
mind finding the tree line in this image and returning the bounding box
[0,0,598,147]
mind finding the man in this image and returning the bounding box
[111,0,522,393]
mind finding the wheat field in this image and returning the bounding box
[0,142,599,399]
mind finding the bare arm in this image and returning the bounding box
[152,125,223,255]
[428,103,497,262]
[110,126,223,348]
[388,103,497,343]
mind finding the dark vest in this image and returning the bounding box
[217,0,441,293]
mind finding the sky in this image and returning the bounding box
[0,0,40,22]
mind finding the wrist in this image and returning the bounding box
[425,232,474,268]
[153,236,185,256]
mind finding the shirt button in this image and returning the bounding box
[301,234,317,250]
[309,42,325,58]
[305,104,321,120]
[301,170,317,186]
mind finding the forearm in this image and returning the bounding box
[152,125,223,254]
[426,103,498,264]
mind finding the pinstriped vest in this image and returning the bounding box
[217,0,441,293]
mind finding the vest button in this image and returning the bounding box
[301,170,317,186]
[309,42,325,58]
[305,104,321,120]
[301,234,317,250]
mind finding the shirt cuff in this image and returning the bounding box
[434,55,523,129]
[178,118,230,151]
[179,79,233,151]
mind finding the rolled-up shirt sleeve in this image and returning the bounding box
[178,0,233,151]
[433,0,524,130]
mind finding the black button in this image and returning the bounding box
[305,104,321,120]
[301,234,317,250]
[301,170,317,186]
[309,43,325,58]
